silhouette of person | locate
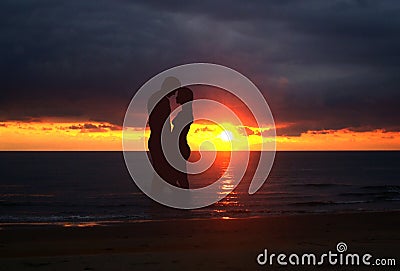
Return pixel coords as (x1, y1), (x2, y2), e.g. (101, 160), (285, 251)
(171, 87), (193, 189)
(147, 77), (180, 190)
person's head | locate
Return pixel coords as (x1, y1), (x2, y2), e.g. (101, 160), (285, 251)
(161, 76), (180, 99)
(161, 76), (181, 91)
(176, 87), (193, 105)
(166, 90), (176, 98)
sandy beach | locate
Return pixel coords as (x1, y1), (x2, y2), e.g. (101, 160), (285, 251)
(1, 211), (399, 270)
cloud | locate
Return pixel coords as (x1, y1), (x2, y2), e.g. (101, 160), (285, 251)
(67, 122), (121, 133)
(1, 0), (399, 135)
(194, 126), (214, 133)
(238, 126), (258, 136)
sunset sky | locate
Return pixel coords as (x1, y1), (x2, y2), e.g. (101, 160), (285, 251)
(1, 1), (400, 151)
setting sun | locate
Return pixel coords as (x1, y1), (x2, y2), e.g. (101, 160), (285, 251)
(219, 130), (233, 142)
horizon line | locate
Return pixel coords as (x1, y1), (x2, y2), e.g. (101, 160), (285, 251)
(1, 150), (399, 152)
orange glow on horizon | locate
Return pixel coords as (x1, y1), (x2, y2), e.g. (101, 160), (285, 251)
(0, 121), (123, 151)
(0, 120), (400, 151)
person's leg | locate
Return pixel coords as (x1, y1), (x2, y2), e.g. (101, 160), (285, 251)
(177, 167), (189, 189)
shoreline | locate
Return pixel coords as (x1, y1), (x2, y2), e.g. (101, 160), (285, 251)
(1, 211), (399, 270)
(1, 209), (399, 228)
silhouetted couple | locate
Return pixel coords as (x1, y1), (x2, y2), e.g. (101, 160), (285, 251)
(148, 78), (193, 190)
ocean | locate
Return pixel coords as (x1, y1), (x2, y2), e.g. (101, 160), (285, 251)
(1, 151), (399, 224)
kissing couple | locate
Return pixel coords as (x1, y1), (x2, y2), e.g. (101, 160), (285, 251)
(147, 77), (193, 191)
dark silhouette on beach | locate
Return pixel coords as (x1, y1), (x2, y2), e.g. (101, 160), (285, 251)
(147, 77), (178, 188)
(147, 78), (193, 190)
(171, 87), (193, 188)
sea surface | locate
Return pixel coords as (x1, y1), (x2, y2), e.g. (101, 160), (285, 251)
(1, 151), (399, 224)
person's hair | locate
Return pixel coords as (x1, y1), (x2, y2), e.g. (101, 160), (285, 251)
(177, 87), (193, 103)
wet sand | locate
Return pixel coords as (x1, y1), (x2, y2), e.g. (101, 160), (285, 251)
(1, 212), (399, 270)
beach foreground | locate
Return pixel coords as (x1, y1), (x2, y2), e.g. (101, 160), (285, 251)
(1, 212), (399, 270)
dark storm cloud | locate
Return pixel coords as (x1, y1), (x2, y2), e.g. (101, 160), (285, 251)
(1, 0), (399, 134)
(67, 122), (121, 133)
(194, 126), (214, 133)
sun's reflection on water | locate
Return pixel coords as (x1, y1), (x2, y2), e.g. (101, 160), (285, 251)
(189, 151), (249, 214)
